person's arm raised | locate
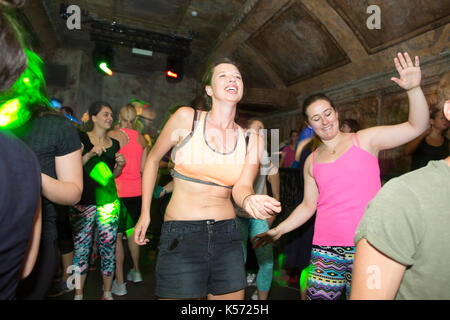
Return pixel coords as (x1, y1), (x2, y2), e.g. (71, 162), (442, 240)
(134, 106), (193, 245)
(359, 52), (429, 153)
(404, 127), (431, 156)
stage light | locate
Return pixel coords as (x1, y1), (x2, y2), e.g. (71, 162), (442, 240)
(166, 70), (178, 79)
(165, 56), (184, 83)
(99, 62), (113, 76)
(93, 44), (114, 76)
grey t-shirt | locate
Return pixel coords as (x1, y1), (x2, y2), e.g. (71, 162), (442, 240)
(354, 160), (450, 300)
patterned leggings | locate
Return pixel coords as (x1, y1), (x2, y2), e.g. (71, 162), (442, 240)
(71, 204), (119, 277)
(306, 245), (355, 300)
(236, 216), (273, 291)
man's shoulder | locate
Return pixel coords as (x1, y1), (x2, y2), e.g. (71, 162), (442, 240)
(374, 161), (447, 206)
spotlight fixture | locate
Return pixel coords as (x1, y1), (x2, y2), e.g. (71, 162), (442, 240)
(165, 56), (184, 83)
(93, 44), (114, 76)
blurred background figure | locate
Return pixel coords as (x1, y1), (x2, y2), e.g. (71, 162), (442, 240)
(280, 130), (299, 168)
(340, 119), (360, 133)
(405, 105), (449, 171)
(108, 104), (147, 296)
(235, 119), (278, 301)
(131, 99), (156, 147)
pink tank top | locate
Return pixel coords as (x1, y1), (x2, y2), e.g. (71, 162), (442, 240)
(115, 128), (144, 198)
(312, 134), (381, 246)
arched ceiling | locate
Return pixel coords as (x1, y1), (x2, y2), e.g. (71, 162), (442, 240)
(24, 0), (450, 117)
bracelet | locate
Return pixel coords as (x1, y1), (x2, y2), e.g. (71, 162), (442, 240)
(242, 193), (254, 208)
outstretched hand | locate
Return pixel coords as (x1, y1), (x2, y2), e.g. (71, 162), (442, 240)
(252, 228), (281, 248)
(391, 52), (421, 91)
(243, 194), (281, 220)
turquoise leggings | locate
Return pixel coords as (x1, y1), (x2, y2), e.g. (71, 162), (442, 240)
(235, 216), (273, 291)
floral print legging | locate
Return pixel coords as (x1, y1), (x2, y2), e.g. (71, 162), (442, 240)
(71, 204), (119, 277)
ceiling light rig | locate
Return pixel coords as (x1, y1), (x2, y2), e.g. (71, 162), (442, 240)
(93, 44), (114, 76)
(60, 4), (199, 81)
(89, 21), (195, 58)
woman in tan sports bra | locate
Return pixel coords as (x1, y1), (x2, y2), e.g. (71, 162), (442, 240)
(134, 58), (281, 300)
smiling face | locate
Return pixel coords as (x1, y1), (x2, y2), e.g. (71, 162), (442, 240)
(205, 63), (244, 105)
(431, 109), (450, 132)
(92, 106), (114, 130)
(248, 119), (265, 137)
(305, 99), (339, 141)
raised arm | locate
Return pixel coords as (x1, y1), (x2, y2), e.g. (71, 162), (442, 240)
(404, 127), (431, 155)
(358, 53), (429, 153)
(134, 107), (193, 245)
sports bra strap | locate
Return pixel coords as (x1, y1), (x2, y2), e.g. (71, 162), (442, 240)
(191, 108), (198, 132)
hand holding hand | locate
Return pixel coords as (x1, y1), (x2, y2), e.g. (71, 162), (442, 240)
(243, 194), (281, 220)
(391, 52), (421, 91)
(252, 228), (281, 248)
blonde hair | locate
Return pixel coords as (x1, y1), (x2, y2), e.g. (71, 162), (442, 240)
(119, 103), (137, 125)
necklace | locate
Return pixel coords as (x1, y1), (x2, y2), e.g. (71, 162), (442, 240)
(88, 132), (108, 147)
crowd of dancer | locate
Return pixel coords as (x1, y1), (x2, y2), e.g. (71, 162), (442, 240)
(1, 0), (449, 301)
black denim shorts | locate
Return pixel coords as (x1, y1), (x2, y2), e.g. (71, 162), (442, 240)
(155, 219), (246, 299)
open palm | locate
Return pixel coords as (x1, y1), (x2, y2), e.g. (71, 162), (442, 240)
(391, 52), (421, 91)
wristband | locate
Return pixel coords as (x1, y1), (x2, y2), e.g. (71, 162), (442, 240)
(242, 193), (254, 208)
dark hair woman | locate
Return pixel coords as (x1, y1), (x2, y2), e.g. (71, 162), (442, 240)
(253, 52), (430, 300)
(134, 58), (281, 300)
(71, 101), (125, 300)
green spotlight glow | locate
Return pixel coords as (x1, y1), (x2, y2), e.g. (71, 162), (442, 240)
(97, 199), (120, 224)
(125, 227), (134, 238)
(278, 253), (286, 269)
(99, 62), (113, 76)
(89, 162), (113, 187)
(300, 264), (313, 292)
(0, 99), (21, 126)
(0, 50), (50, 129)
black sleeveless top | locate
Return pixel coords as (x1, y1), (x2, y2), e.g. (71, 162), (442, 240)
(79, 131), (120, 205)
(411, 137), (449, 171)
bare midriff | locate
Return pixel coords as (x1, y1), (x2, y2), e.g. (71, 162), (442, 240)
(163, 177), (236, 221)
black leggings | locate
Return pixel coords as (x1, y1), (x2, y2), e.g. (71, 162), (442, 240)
(16, 240), (58, 300)
(55, 205), (74, 254)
